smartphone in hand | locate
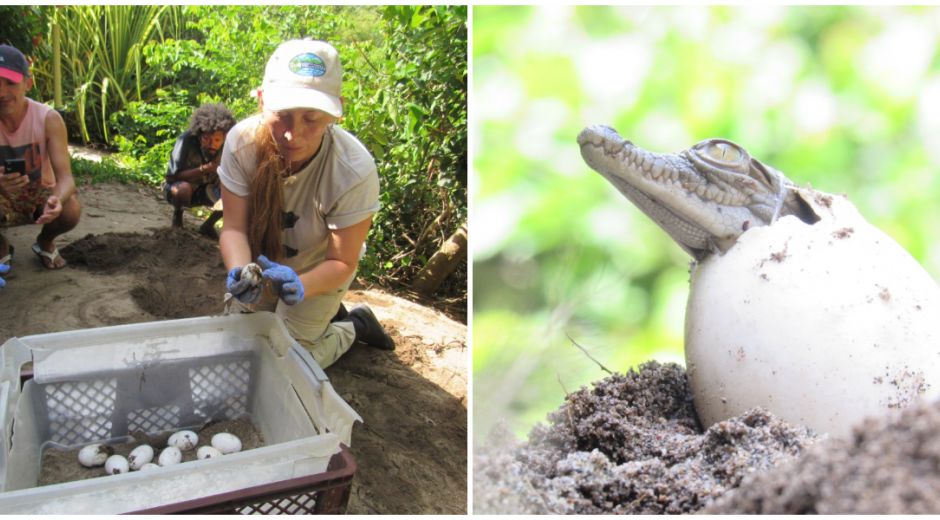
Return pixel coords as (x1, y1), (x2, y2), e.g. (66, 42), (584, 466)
(3, 158), (40, 182)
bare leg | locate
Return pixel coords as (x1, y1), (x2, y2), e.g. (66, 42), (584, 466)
(198, 209), (223, 239)
(0, 233), (10, 263)
(35, 195), (81, 269)
(168, 182), (193, 228)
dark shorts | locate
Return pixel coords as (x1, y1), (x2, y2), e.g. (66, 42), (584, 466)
(163, 181), (220, 208)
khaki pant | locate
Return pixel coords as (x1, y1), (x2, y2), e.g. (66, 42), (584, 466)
(255, 270), (357, 369)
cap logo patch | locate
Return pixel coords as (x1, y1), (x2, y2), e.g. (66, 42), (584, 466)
(288, 53), (326, 78)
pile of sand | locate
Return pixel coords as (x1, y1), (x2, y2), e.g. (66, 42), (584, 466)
(473, 362), (815, 514)
(474, 361), (940, 514)
(706, 397), (940, 514)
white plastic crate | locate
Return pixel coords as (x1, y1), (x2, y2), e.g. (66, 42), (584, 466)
(0, 312), (361, 514)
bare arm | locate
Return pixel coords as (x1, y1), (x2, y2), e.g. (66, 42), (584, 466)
(219, 184), (253, 269)
(297, 216), (373, 297)
(45, 110), (75, 203)
(35, 110), (76, 225)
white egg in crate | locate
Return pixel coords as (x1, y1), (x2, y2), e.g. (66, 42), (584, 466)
(158, 446), (182, 466)
(167, 430), (199, 451)
(128, 444), (154, 470)
(77, 443), (113, 468)
(104, 454), (129, 475)
(211, 433), (242, 454)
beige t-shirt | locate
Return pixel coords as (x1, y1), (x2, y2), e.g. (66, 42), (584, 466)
(218, 115), (380, 274)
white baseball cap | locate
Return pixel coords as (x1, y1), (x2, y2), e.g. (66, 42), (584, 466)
(258, 40), (343, 117)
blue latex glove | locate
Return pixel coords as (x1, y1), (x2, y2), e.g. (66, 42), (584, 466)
(0, 264), (8, 288)
(226, 265), (261, 304)
(257, 255), (305, 305)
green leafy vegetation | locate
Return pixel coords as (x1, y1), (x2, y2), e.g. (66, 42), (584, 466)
(473, 5), (940, 440)
(15, 6), (466, 299)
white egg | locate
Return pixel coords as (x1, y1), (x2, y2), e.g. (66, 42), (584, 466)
(686, 188), (940, 437)
(128, 444), (154, 470)
(77, 443), (113, 468)
(104, 454), (129, 475)
(211, 433), (242, 454)
(167, 430), (199, 451)
(158, 446), (182, 466)
(196, 445), (223, 459)
(139, 463), (160, 471)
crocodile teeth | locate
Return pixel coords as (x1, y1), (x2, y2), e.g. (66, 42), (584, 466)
(651, 159), (665, 178)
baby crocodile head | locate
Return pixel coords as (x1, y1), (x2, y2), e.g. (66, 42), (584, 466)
(578, 125), (818, 259)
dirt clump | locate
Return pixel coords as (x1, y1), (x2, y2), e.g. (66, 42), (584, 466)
(706, 397), (940, 514)
(473, 362), (816, 514)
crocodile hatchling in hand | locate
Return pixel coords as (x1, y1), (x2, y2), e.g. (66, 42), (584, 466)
(579, 125), (940, 437)
(241, 263), (262, 286)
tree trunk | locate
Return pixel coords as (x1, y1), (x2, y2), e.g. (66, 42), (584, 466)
(412, 223), (467, 296)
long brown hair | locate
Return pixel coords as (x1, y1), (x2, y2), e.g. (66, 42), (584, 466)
(248, 120), (286, 262)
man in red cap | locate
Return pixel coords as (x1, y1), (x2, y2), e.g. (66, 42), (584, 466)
(0, 44), (81, 285)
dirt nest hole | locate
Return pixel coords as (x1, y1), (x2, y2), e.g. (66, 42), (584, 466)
(61, 227), (225, 319)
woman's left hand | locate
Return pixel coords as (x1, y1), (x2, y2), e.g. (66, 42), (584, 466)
(257, 255), (305, 305)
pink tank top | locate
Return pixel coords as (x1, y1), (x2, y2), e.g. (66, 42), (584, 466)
(0, 98), (56, 188)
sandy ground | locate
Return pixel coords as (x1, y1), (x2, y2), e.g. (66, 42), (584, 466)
(0, 181), (467, 514)
(474, 361), (940, 514)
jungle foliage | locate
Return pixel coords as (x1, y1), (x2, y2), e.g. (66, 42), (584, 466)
(1, 6), (467, 299)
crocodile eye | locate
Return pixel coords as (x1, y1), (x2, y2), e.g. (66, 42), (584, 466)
(691, 139), (750, 173)
(706, 142), (742, 162)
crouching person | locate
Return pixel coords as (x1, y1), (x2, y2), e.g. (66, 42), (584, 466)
(0, 44), (80, 287)
(219, 40), (394, 367)
(164, 103), (236, 238)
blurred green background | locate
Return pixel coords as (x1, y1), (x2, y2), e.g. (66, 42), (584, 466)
(472, 5), (940, 443)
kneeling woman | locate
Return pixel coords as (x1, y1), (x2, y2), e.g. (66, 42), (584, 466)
(218, 39), (394, 367)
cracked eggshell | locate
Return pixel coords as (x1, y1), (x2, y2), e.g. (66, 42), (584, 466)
(128, 444), (154, 470)
(78, 443), (113, 468)
(211, 433), (242, 454)
(104, 454), (129, 475)
(167, 430), (198, 451)
(685, 190), (940, 438)
(158, 446), (182, 466)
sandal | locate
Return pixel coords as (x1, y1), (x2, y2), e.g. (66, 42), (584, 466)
(32, 242), (66, 270)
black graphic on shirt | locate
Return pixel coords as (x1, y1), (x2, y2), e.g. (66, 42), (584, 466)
(282, 211), (299, 229)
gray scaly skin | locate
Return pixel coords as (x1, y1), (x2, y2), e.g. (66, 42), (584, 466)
(578, 125), (819, 259)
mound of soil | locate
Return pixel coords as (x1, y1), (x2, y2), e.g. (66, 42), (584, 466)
(475, 361), (940, 514)
(706, 397), (940, 514)
(473, 362), (816, 514)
